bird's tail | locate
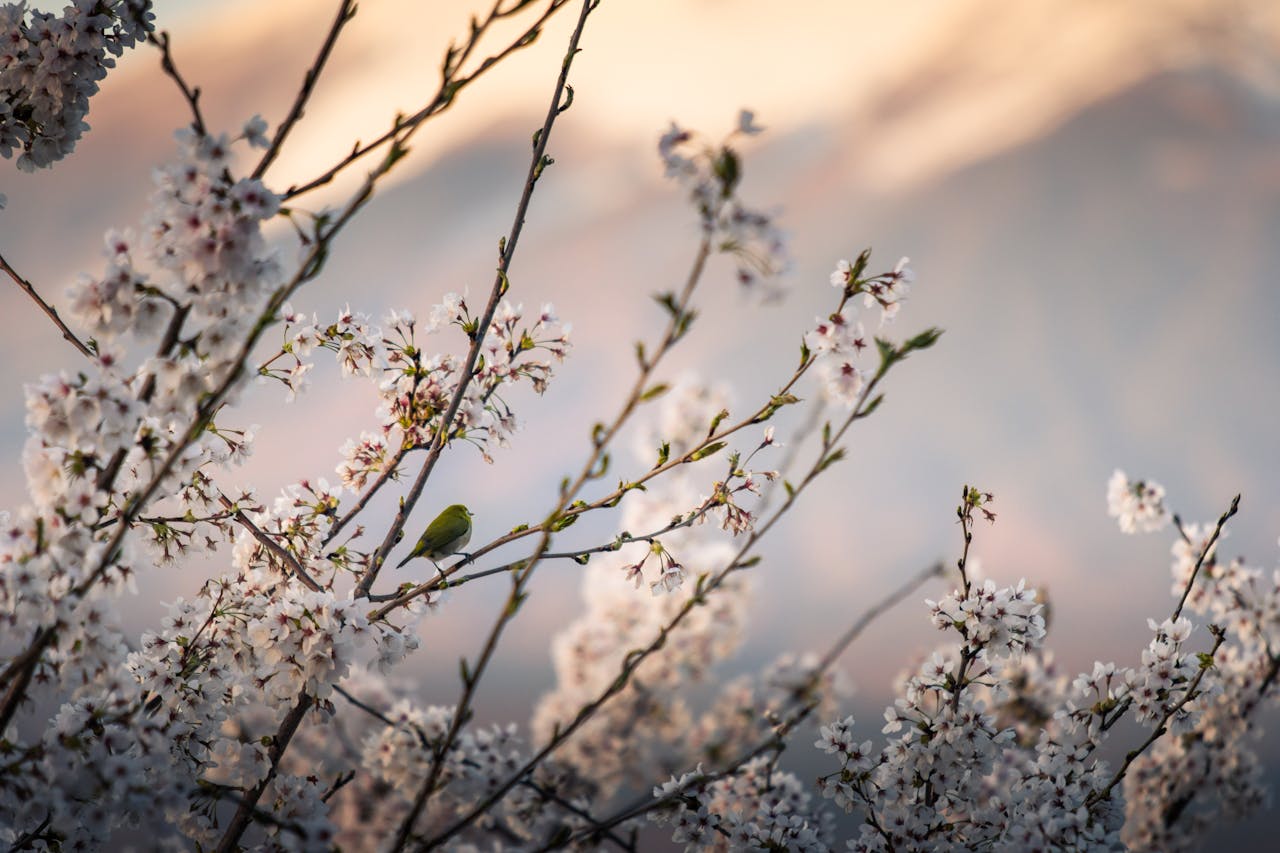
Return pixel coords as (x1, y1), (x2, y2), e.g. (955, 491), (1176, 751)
(395, 553), (413, 569)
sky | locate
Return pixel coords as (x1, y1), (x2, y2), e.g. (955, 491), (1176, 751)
(3, 0), (1280, 846)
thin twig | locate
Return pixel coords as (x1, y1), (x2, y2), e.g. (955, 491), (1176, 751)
(1172, 495), (1240, 622)
(368, 500), (723, 601)
(325, 445), (410, 546)
(253, 0), (358, 180)
(150, 31), (205, 135)
(422, 350), (898, 848)
(556, 560), (945, 848)
(283, 0), (572, 202)
(217, 494), (324, 592)
(0, 251), (93, 358)
(386, 3), (598, 846)
(353, 0), (582, 602)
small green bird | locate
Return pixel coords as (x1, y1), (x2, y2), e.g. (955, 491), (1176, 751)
(396, 504), (474, 569)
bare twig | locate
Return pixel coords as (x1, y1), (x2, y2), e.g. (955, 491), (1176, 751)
(150, 31), (206, 135)
(0, 251), (93, 358)
(253, 0), (358, 180)
(1172, 494), (1240, 622)
(283, 0), (572, 202)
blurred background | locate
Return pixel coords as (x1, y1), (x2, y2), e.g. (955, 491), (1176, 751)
(3, 0), (1279, 846)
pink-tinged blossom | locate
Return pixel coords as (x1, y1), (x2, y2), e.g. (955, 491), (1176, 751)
(660, 112), (791, 300)
(241, 114), (269, 149)
(0, 1), (154, 170)
(1107, 469), (1170, 534)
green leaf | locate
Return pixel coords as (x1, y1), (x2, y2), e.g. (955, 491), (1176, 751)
(714, 146), (741, 196)
(653, 292), (679, 317)
(708, 408), (729, 436)
(557, 84), (575, 114)
(771, 393), (800, 409)
(572, 553), (590, 565)
(817, 447), (846, 473)
(509, 522), (530, 534)
(550, 513), (579, 532)
(640, 383), (670, 402)
(759, 392), (801, 421)
(903, 327), (943, 353)
(875, 337), (897, 368)
(657, 441), (670, 467)
(689, 441), (727, 462)
(849, 248), (871, 284)
(588, 453), (610, 479)
(674, 308), (698, 341)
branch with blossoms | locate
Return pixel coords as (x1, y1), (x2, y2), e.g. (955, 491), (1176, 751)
(566, 559), (946, 848)
(2, 2), (1278, 852)
(417, 314), (940, 848)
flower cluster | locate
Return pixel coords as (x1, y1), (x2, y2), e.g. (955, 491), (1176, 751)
(0, 124), (323, 848)
(266, 304), (383, 401)
(693, 652), (841, 768)
(802, 481), (1280, 852)
(1118, 522), (1280, 850)
(531, 380), (755, 795)
(3, 122), (280, 683)
(324, 297), (569, 489)
(659, 110), (790, 299)
(0, 0), (153, 171)
(807, 253), (914, 406)
(926, 577), (1046, 659)
(67, 125), (281, 360)
(651, 757), (833, 851)
(359, 697), (592, 845)
(814, 580), (1131, 849)
(1107, 469), (1170, 534)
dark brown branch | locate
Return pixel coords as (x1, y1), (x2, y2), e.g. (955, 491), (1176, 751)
(283, 0), (572, 202)
(214, 696), (314, 853)
(150, 31), (206, 135)
(216, 494), (324, 592)
(0, 251), (93, 358)
(253, 0), (358, 180)
(1172, 494), (1240, 622)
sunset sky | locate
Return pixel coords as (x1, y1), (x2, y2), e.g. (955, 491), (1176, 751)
(3, 1), (1279, 844)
